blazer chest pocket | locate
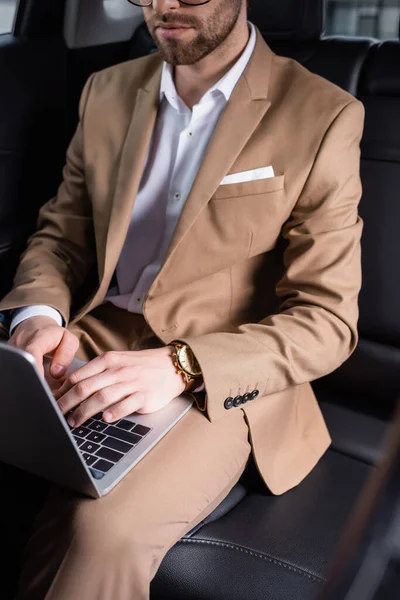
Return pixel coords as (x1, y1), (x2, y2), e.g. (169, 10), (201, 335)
(213, 174), (285, 200)
(208, 175), (290, 257)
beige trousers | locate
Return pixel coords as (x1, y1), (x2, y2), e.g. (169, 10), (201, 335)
(16, 304), (252, 600)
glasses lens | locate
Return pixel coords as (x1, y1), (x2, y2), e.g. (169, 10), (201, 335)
(128, 0), (207, 5)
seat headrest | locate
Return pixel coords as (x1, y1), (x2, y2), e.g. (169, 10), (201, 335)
(248, 0), (325, 42)
(360, 41), (400, 96)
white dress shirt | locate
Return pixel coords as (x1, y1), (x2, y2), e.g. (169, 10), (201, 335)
(10, 23), (256, 333)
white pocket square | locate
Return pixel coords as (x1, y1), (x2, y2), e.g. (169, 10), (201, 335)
(220, 166), (275, 186)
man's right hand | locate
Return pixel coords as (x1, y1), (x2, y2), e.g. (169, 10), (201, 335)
(8, 316), (79, 378)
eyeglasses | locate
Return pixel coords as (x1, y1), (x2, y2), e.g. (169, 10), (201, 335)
(127, 0), (211, 6)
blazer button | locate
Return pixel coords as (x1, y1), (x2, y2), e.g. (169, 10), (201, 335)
(250, 390), (259, 400)
(224, 397), (234, 410)
(243, 392), (251, 403)
(233, 395), (243, 407)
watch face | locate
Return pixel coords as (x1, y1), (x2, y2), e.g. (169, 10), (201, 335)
(178, 345), (202, 377)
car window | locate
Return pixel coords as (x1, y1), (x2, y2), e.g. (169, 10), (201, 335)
(326, 0), (400, 39)
(0, 0), (18, 35)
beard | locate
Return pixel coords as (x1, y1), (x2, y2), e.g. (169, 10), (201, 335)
(146, 1), (242, 66)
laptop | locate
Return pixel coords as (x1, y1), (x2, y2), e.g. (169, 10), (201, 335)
(0, 342), (194, 498)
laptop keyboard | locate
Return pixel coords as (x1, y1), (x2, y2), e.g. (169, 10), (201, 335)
(70, 413), (152, 480)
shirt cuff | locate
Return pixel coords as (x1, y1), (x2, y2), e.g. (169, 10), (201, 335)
(10, 306), (64, 335)
(193, 382), (205, 393)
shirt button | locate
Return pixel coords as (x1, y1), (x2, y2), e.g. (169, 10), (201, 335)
(174, 192), (181, 201)
(187, 130), (193, 138)
(136, 297), (141, 303)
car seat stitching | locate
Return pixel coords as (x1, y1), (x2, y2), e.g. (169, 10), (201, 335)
(179, 538), (326, 583)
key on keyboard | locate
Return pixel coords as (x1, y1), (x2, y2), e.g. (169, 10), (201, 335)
(96, 447), (124, 463)
(88, 421), (108, 432)
(87, 431), (106, 444)
(132, 424), (151, 436)
(73, 435), (85, 447)
(116, 419), (136, 431)
(103, 425), (142, 445)
(82, 453), (97, 466)
(102, 437), (133, 453)
(73, 426), (91, 438)
(92, 459), (113, 473)
(81, 441), (100, 454)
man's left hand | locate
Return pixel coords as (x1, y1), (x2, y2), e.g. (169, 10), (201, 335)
(54, 347), (185, 428)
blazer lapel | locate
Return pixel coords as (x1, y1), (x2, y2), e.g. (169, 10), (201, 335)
(161, 31), (274, 267)
(98, 63), (162, 289)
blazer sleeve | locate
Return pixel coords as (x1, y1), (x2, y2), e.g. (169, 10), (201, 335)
(0, 75), (97, 324)
(180, 100), (365, 422)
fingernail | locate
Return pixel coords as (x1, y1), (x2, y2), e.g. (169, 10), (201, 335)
(52, 365), (66, 377)
(68, 416), (75, 428)
(103, 411), (113, 422)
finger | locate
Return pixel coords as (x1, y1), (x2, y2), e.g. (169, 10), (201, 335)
(66, 383), (138, 428)
(24, 330), (64, 377)
(55, 351), (121, 398)
(56, 367), (135, 412)
(102, 392), (146, 424)
(54, 361), (105, 400)
(54, 364), (134, 408)
(26, 348), (45, 378)
(47, 374), (67, 395)
(50, 330), (80, 378)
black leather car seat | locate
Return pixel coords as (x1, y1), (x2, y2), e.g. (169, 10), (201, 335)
(250, 0), (374, 96)
(0, 36), (67, 299)
(321, 401), (400, 599)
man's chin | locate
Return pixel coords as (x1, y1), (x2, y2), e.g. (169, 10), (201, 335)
(158, 46), (208, 66)
(163, 56), (197, 66)
(153, 35), (203, 66)
(157, 48), (192, 66)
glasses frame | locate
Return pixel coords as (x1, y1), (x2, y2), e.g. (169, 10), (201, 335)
(127, 0), (212, 7)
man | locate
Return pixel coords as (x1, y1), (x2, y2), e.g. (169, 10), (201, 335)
(0, 0), (364, 598)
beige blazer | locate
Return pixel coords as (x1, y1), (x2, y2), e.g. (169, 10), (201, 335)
(0, 29), (364, 495)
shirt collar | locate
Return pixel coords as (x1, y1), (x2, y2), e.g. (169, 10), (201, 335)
(160, 22), (257, 110)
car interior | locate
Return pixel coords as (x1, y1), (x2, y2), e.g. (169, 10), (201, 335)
(1, 0), (400, 597)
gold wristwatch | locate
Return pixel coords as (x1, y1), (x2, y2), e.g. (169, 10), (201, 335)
(170, 341), (203, 392)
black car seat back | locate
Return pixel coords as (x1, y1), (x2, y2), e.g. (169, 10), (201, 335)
(314, 32), (400, 464)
